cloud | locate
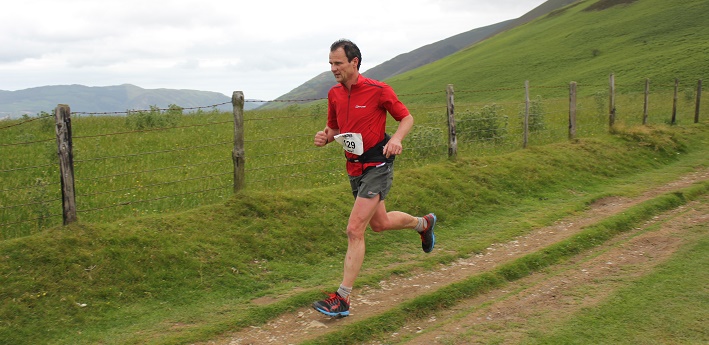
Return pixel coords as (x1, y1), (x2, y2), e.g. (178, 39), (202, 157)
(0, 0), (546, 99)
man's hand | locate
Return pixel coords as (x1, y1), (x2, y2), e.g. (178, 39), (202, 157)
(383, 137), (403, 158)
(314, 130), (328, 147)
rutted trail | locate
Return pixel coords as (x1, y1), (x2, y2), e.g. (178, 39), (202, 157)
(202, 168), (709, 345)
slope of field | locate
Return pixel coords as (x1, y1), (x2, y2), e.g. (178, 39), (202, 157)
(388, 0), (709, 103)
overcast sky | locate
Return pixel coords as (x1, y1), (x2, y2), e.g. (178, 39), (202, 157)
(1, 0), (546, 100)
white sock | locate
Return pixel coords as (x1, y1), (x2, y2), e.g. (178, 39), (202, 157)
(337, 285), (352, 299)
(414, 216), (428, 233)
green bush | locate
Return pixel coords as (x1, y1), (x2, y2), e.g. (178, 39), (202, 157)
(125, 104), (182, 130)
(407, 126), (444, 159)
(525, 95), (546, 132)
(456, 104), (508, 143)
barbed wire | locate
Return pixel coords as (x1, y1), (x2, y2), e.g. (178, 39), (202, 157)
(77, 171), (231, 198)
(76, 184), (231, 214)
(76, 159), (229, 182)
(73, 120), (233, 140)
(246, 157), (340, 172)
(0, 114), (53, 131)
(1, 180), (60, 193)
(0, 162), (56, 174)
(75, 141), (231, 164)
(249, 167), (343, 184)
(0, 197), (62, 211)
(3, 78), (704, 240)
(0, 212), (62, 229)
(70, 101), (232, 116)
(245, 113), (321, 122)
(0, 137), (55, 147)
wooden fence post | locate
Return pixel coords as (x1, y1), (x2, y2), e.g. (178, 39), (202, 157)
(609, 73), (616, 129)
(569, 81), (577, 140)
(522, 80), (529, 149)
(54, 104), (77, 225)
(695, 79), (702, 124)
(671, 78), (679, 125)
(232, 91), (245, 193)
(643, 78), (650, 125)
(446, 84), (457, 159)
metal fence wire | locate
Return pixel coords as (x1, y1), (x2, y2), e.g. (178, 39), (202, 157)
(1, 77), (705, 240)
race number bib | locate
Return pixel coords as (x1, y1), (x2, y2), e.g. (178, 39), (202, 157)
(334, 133), (364, 155)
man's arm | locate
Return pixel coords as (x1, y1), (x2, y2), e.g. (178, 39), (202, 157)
(383, 114), (413, 158)
(314, 126), (341, 147)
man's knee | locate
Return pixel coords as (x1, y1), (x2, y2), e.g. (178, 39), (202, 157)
(346, 223), (366, 239)
(369, 221), (386, 233)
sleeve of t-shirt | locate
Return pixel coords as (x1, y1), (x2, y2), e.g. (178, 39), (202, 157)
(326, 92), (339, 130)
(380, 85), (410, 121)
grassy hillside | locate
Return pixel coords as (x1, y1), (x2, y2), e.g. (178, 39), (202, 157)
(2, 0), (709, 343)
(389, 0), (709, 104)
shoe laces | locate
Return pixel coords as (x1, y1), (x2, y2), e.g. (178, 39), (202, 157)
(322, 291), (348, 305)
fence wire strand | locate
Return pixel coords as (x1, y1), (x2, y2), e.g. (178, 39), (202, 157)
(3, 77), (706, 240)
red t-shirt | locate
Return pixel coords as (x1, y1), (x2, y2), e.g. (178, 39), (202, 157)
(327, 75), (410, 176)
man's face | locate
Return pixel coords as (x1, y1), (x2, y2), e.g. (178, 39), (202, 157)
(329, 47), (358, 85)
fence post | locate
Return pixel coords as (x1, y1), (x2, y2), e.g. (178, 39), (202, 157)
(695, 79), (702, 124)
(232, 91), (245, 193)
(446, 84), (457, 159)
(54, 104), (77, 225)
(569, 81), (577, 140)
(643, 78), (650, 125)
(609, 73), (616, 129)
(672, 78), (679, 125)
(522, 80), (529, 149)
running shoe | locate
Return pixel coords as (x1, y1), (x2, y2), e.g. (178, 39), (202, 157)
(420, 213), (436, 253)
(312, 292), (350, 317)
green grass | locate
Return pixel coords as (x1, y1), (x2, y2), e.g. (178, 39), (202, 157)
(1, 122), (708, 344)
(524, 218), (709, 344)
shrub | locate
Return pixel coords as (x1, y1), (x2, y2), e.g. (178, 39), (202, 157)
(456, 104), (508, 143)
(125, 105), (181, 130)
(407, 126), (444, 159)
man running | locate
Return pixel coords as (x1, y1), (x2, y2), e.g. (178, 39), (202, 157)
(312, 39), (436, 317)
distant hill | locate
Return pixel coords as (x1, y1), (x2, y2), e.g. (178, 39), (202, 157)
(261, 0), (579, 109)
(0, 84), (262, 119)
(383, 0), (709, 102)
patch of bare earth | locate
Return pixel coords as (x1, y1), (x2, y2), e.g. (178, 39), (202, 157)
(201, 168), (709, 345)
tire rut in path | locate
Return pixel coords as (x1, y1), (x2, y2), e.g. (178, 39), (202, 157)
(202, 168), (709, 345)
(391, 198), (709, 344)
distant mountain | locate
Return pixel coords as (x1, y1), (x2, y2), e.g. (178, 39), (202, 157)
(362, 20), (513, 82)
(261, 0), (579, 109)
(0, 84), (261, 119)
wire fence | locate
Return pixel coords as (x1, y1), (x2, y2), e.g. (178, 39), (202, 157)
(1, 76), (705, 240)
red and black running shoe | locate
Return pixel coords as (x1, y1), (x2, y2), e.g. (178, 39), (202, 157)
(420, 213), (436, 253)
(312, 292), (350, 317)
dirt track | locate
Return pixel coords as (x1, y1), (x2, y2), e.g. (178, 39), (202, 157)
(202, 168), (709, 345)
